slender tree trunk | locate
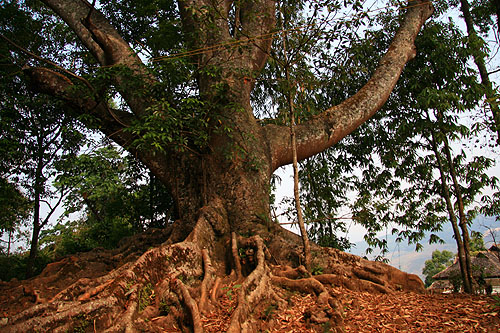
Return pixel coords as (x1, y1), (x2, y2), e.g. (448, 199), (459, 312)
(459, 0), (500, 143)
(26, 133), (47, 277)
(149, 171), (156, 227)
(7, 229), (12, 256)
(442, 133), (474, 292)
(288, 90), (312, 271)
(428, 129), (472, 293)
(282, 25), (311, 271)
(26, 168), (43, 278)
(493, 0), (500, 35)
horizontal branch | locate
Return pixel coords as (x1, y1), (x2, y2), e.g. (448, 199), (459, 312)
(23, 67), (136, 147)
(267, 0), (434, 172)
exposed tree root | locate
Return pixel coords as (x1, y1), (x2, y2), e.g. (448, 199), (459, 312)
(227, 235), (273, 332)
(199, 249), (216, 314)
(0, 202), (426, 332)
(271, 275), (342, 329)
(272, 265), (310, 279)
(172, 278), (203, 333)
(210, 276), (221, 304)
(231, 232), (243, 280)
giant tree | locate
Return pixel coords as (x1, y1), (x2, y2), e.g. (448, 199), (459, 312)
(0, 0), (433, 331)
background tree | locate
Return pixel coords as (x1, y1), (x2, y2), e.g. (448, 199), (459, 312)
(42, 144), (175, 256)
(422, 249), (454, 287)
(0, 178), (30, 256)
(294, 3), (498, 292)
(455, 0), (500, 142)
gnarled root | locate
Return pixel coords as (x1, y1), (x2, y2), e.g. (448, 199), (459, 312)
(172, 278), (203, 333)
(199, 249), (216, 314)
(227, 235), (276, 332)
(231, 232), (243, 280)
(270, 275), (343, 331)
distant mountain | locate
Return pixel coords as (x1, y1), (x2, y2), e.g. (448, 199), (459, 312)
(347, 216), (499, 279)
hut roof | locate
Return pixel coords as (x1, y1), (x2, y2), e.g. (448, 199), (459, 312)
(432, 250), (500, 280)
(428, 279), (452, 291)
(489, 244), (500, 252)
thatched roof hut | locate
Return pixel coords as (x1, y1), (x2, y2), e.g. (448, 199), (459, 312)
(429, 245), (500, 293)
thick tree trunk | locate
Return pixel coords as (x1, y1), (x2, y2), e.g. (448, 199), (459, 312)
(26, 223), (40, 278)
(22, 1), (433, 237)
(495, 0), (500, 34)
(2, 2), (435, 330)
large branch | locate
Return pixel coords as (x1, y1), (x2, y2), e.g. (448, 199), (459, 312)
(177, 0), (232, 57)
(238, 0), (276, 73)
(41, 0), (153, 117)
(178, 0), (275, 87)
(24, 67), (135, 148)
(266, 0), (434, 172)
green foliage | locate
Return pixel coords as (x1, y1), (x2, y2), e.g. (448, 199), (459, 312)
(0, 178), (30, 240)
(158, 298), (171, 316)
(126, 97), (212, 153)
(422, 250), (455, 287)
(40, 145), (175, 254)
(262, 304), (277, 320)
(0, 249), (52, 281)
(311, 264), (324, 276)
(138, 283), (154, 311)
(39, 220), (93, 259)
(222, 284), (241, 301)
(480, 191), (500, 220)
(72, 314), (90, 333)
(470, 230), (486, 253)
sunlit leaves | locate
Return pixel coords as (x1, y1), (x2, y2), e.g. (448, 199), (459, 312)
(127, 96), (210, 153)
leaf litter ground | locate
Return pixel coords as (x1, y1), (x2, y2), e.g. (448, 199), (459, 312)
(199, 285), (500, 332)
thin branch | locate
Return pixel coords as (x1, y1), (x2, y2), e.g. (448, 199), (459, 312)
(40, 186), (71, 228)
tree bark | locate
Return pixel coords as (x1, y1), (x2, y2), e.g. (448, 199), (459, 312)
(458, 0), (500, 143)
(495, 0), (500, 35)
(441, 132), (474, 291)
(427, 127), (472, 293)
